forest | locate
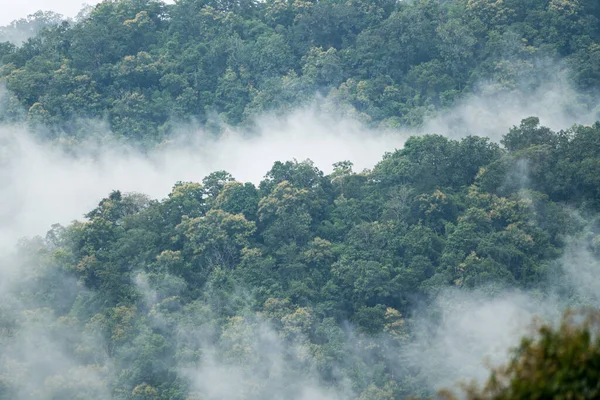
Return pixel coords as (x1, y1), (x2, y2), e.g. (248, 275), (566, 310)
(0, 0), (600, 142)
(1, 0), (600, 399)
(1, 119), (600, 398)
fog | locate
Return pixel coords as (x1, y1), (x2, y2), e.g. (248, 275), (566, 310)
(0, 51), (600, 398)
(0, 112), (404, 248)
(423, 65), (600, 141)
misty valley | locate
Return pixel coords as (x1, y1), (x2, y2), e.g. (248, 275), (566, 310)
(2, 0), (600, 399)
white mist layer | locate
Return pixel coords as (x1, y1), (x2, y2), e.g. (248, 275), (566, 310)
(0, 116), (404, 248)
(424, 69), (600, 141)
(0, 60), (598, 247)
(411, 290), (560, 391)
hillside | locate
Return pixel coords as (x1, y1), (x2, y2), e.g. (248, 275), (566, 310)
(2, 1), (600, 399)
(1, 119), (600, 398)
(1, 0), (600, 141)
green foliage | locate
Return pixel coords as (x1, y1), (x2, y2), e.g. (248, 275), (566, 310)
(1, 0), (600, 140)
(3, 118), (599, 398)
(2, 0), (600, 396)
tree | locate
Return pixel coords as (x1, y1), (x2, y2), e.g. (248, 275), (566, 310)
(202, 170), (235, 204)
(258, 181), (312, 247)
(214, 181), (260, 221)
(501, 117), (557, 152)
(177, 209), (256, 270)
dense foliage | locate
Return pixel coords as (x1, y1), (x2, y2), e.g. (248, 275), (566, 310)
(2, 118), (600, 399)
(1, 0), (600, 141)
(2, 0), (600, 398)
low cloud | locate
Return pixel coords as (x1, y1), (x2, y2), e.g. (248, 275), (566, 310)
(0, 113), (405, 248)
(424, 66), (600, 141)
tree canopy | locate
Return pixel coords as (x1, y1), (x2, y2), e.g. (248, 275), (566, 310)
(0, 0), (599, 142)
(2, 0), (600, 398)
(2, 119), (600, 398)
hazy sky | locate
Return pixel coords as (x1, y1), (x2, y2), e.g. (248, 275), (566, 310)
(0, 0), (92, 25)
(0, 0), (177, 26)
